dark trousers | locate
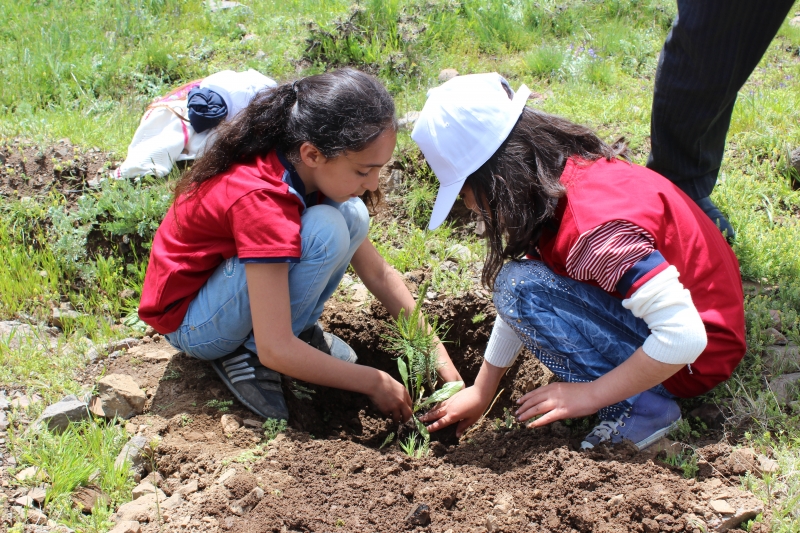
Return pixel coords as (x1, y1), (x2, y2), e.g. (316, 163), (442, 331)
(647, 0), (796, 201)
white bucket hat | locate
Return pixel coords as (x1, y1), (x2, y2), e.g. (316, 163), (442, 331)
(411, 72), (531, 230)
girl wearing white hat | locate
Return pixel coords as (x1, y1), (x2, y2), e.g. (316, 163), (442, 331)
(414, 73), (745, 450)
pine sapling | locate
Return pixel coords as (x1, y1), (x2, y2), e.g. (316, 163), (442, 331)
(383, 282), (464, 456)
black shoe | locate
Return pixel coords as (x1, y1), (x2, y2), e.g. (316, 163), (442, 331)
(695, 197), (735, 243)
(299, 322), (357, 363)
(211, 350), (288, 420)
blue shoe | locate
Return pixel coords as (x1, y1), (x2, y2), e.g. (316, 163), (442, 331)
(581, 391), (682, 451)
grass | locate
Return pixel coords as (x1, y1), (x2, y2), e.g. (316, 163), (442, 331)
(7, 419), (134, 532)
(0, 0), (798, 530)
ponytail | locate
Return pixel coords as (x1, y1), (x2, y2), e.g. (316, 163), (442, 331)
(173, 68), (397, 204)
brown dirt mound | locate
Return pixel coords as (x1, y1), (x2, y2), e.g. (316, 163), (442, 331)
(81, 294), (762, 532)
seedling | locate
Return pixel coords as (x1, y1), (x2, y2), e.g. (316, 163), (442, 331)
(205, 399), (233, 413)
(263, 418), (287, 441)
(383, 282), (464, 456)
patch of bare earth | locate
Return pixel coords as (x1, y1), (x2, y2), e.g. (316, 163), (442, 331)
(69, 294), (762, 533)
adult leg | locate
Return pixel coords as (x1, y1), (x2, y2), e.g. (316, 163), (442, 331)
(647, 0), (795, 237)
(493, 260), (681, 449)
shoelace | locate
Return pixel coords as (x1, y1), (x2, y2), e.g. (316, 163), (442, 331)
(586, 411), (631, 442)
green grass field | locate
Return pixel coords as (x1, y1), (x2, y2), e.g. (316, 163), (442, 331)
(1, 0), (799, 531)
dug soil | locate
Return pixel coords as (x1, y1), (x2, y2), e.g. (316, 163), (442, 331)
(86, 293), (762, 533)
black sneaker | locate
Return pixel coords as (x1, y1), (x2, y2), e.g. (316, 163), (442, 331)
(211, 349), (288, 420)
(695, 197), (735, 243)
(299, 322), (357, 363)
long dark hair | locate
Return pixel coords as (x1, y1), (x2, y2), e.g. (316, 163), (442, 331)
(466, 107), (627, 288)
(173, 68), (396, 210)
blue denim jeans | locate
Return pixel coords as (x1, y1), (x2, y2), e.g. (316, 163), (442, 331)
(164, 198), (370, 361)
(493, 260), (673, 419)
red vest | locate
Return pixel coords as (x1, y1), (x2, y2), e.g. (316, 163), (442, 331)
(538, 158), (746, 398)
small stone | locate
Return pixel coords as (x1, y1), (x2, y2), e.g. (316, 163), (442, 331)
(132, 481), (164, 500)
(221, 414), (241, 434)
(764, 343), (800, 373)
(385, 169), (404, 194)
(144, 349), (174, 362)
(113, 492), (167, 522)
(709, 499), (736, 514)
(176, 479), (199, 496)
(727, 447), (757, 475)
(608, 494), (624, 506)
(762, 327), (788, 345)
(405, 503), (431, 526)
(768, 372), (800, 404)
(15, 495), (36, 508)
(144, 326), (157, 337)
(438, 68), (459, 82)
(446, 243), (473, 262)
(107, 338), (141, 352)
(15, 466), (47, 482)
(757, 454), (779, 474)
(71, 485), (109, 513)
(96, 374), (147, 419)
(485, 514), (498, 533)
(717, 506), (763, 532)
(242, 418), (262, 428)
(51, 308), (83, 328)
(28, 486), (47, 504)
(350, 283), (369, 304)
(115, 435), (159, 474)
(108, 521), (142, 533)
(216, 468), (237, 485)
(384, 493), (396, 506)
(34, 398), (90, 432)
(768, 309), (783, 330)
(11, 395), (31, 409)
(13, 505), (48, 524)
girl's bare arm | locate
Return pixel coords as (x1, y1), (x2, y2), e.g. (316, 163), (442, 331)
(246, 262), (412, 422)
(349, 239), (462, 383)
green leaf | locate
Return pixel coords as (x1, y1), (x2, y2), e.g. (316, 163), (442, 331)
(414, 416), (429, 439)
(419, 381), (464, 408)
(397, 358), (409, 392)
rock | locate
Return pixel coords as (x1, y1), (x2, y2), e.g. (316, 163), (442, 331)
(0, 392), (9, 410)
(112, 492), (167, 522)
(0, 321), (55, 350)
(398, 111), (420, 129)
(51, 308), (83, 328)
(757, 454), (779, 474)
(15, 466), (47, 482)
(108, 521), (142, 533)
(132, 481), (165, 500)
(768, 372), (800, 404)
(405, 503), (431, 526)
(236, 486), (265, 513)
(709, 499), (736, 514)
(485, 514), (499, 533)
(764, 343), (800, 373)
(350, 283), (369, 304)
(71, 485), (109, 513)
(791, 17), (800, 29)
(0, 410), (8, 431)
(96, 374), (147, 419)
(791, 146), (800, 172)
(34, 397), (90, 432)
(446, 243), (473, 262)
(107, 338), (141, 352)
(608, 494), (624, 506)
(384, 493), (396, 506)
(688, 402), (726, 429)
(221, 414), (242, 434)
(144, 349), (174, 362)
(762, 327), (788, 345)
(385, 169), (404, 194)
(28, 486), (47, 504)
(176, 479), (199, 496)
(13, 505), (48, 524)
(242, 418), (262, 428)
(717, 506), (764, 532)
(727, 447), (757, 475)
(115, 435), (158, 474)
(14, 495), (36, 508)
(216, 468), (237, 485)
(438, 68), (459, 82)
(768, 309), (783, 330)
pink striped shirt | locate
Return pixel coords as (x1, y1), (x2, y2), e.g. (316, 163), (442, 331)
(565, 220), (655, 292)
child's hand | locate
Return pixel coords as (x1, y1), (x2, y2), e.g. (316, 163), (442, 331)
(368, 371), (413, 423)
(420, 386), (490, 437)
(515, 382), (601, 427)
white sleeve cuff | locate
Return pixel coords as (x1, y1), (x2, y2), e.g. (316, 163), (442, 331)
(484, 317), (525, 368)
(622, 266), (707, 365)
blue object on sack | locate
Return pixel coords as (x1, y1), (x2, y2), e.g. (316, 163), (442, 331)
(187, 88), (228, 133)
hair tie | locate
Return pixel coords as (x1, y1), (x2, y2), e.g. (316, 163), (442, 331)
(292, 79), (301, 93)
